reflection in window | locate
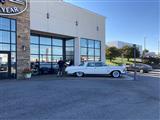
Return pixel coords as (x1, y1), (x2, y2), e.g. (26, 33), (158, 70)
(53, 47), (63, 55)
(66, 39), (74, 47)
(95, 41), (101, 49)
(88, 48), (94, 56)
(0, 31), (10, 43)
(31, 45), (39, 54)
(81, 48), (87, 55)
(88, 40), (94, 48)
(0, 44), (10, 51)
(0, 17), (10, 30)
(95, 57), (101, 61)
(11, 45), (16, 51)
(80, 39), (101, 62)
(66, 47), (74, 56)
(81, 55), (87, 61)
(80, 39), (87, 47)
(88, 56), (94, 61)
(40, 37), (51, 45)
(0, 17), (17, 79)
(11, 32), (16, 44)
(95, 49), (100, 56)
(40, 55), (51, 63)
(52, 39), (63, 46)
(11, 20), (16, 31)
(52, 56), (63, 63)
(40, 45), (51, 55)
(31, 35), (39, 44)
(30, 35), (75, 75)
(11, 52), (16, 77)
(31, 55), (39, 62)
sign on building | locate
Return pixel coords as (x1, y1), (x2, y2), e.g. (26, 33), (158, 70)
(0, 0), (27, 15)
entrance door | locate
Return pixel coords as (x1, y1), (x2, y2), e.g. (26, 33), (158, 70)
(0, 52), (11, 79)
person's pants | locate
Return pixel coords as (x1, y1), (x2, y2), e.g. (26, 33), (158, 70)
(57, 68), (63, 76)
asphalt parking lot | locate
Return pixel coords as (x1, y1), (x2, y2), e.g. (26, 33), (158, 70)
(0, 71), (159, 120)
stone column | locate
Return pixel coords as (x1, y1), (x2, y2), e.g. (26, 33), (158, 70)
(16, 3), (30, 79)
(74, 37), (81, 66)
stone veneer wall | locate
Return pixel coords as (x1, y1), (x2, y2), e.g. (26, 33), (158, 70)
(0, 2), (30, 79)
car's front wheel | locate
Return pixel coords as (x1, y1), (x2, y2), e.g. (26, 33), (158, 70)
(112, 71), (120, 78)
(75, 72), (84, 77)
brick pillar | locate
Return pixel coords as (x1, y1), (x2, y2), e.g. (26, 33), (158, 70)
(16, 2), (30, 79)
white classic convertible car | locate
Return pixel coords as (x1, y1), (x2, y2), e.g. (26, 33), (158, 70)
(65, 61), (126, 78)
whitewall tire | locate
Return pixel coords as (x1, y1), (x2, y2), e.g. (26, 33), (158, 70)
(76, 72), (84, 77)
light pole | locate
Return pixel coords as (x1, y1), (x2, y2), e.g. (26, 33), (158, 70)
(133, 44), (137, 80)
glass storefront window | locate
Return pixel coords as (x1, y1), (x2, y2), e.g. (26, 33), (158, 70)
(11, 45), (16, 51)
(40, 63), (51, 69)
(40, 37), (51, 45)
(95, 41), (101, 49)
(11, 32), (16, 44)
(52, 39), (63, 46)
(0, 17), (10, 31)
(11, 20), (16, 31)
(95, 49), (100, 56)
(0, 44), (10, 51)
(80, 39), (87, 47)
(88, 48), (94, 56)
(31, 55), (39, 62)
(31, 45), (39, 54)
(66, 47), (74, 56)
(30, 35), (75, 75)
(81, 55), (87, 61)
(88, 56), (94, 61)
(11, 52), (16, 77)
(0, 17), (17, 79)
(52, 56), (63, 63)
(95, 57), (101, 61)
(31, 35), (39, 44)
(80, 39), (101, 62)
(53, 47), (63, 55)
(40, 45), (51, 55)
(0, 31), (10, 43)
(40, 55), (51, 63)
(88, 40), (94, 48)
(66, 39), (74, 47)
(81, 48), (87, 55)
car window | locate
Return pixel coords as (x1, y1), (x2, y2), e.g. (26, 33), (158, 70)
(79, 63), (84, 66)
(87, 62), (95, 67)
(95, 62), (103, 67)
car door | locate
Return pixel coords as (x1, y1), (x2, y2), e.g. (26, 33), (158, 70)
(94, 62), (108, 74)
(85, 62), (95, 74)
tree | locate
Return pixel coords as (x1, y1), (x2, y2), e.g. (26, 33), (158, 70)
(121, 45), (140, 61)
(142, 49), (149, 58)
(106, 47), (120, 62)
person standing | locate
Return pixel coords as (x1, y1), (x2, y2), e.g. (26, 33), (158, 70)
(57, 58), (65, 77)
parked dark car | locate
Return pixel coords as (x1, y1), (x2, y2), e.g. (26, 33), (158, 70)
(127, 63), (153, 73)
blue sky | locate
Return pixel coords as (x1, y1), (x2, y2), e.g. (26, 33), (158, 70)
(65, 0), (159, 53)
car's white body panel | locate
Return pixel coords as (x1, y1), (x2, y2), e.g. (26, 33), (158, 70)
(65, 62), (126, 75)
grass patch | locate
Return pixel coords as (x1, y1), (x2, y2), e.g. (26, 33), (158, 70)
(106, 57), (142, 66)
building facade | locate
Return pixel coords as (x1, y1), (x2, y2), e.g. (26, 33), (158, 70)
(0, 0), (105, 79)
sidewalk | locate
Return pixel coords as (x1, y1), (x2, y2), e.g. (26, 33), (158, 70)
(29, 74), (134, 81)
